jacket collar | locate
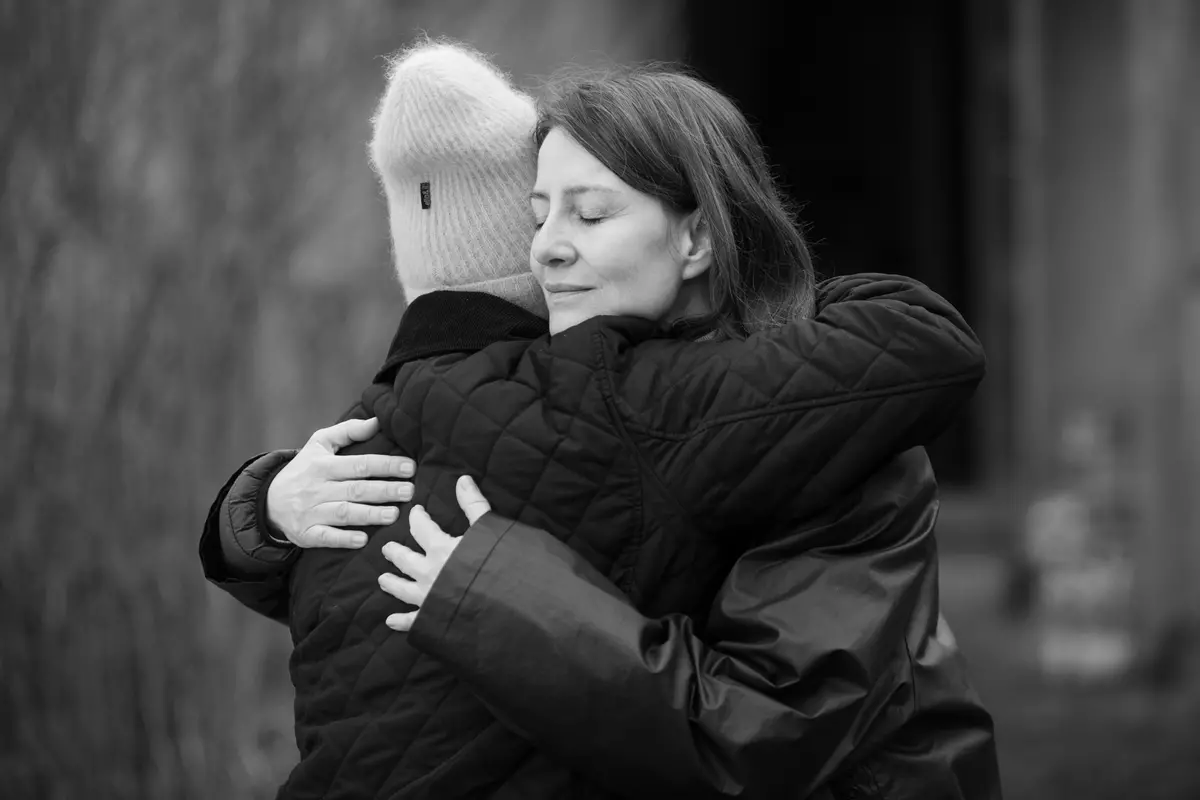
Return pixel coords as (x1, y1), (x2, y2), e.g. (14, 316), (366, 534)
(374, 290), (548, 384)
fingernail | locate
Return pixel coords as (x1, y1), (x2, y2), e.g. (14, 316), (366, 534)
(384, 507), (399, 521)
(350, 534), (367, 547)
(396, 484), (413, 501)
(398, 460), (415, 478)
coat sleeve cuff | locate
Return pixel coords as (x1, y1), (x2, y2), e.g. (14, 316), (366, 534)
(200, 453), (268, 584)
(218, 450), (300, 576)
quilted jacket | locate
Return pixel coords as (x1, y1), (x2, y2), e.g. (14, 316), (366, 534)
(200, 275), (992, 798)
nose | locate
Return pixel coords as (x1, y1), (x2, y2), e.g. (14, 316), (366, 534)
(531, 219), (577, 271)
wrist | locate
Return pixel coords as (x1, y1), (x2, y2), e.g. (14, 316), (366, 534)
(257, 450), (298, 549)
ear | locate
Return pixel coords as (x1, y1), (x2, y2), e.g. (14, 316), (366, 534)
(678, 210), (713, 281)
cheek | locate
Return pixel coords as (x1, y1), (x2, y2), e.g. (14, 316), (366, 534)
(617, 235), (682, 315)
(628, 265), (680, 317)
(581, 220), (683, 319)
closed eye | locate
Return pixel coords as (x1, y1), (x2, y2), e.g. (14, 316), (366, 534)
(531, 212), (605, 230)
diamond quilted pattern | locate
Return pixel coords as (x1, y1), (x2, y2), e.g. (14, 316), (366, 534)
(283, 274), (986, 798)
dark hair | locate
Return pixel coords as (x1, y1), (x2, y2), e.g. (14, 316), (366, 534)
(535, 64), (815, 339)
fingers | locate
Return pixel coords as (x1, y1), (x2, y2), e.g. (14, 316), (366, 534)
(378, 572), (423, 605)
(267, 424), (415, 548)
(310, 417), (380, 453)
(332, 479), (414, 505)
(408, 505), (451, 552)
(312, 501), (400, 528)
(386, 612), (417, 632)
(381, 541), (428, 582)
(295, 524), (368, 549)
(327, 454), (415, 481)
(455, 475), (492, 526)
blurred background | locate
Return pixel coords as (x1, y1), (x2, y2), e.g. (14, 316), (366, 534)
(2, 0), (1198, 797)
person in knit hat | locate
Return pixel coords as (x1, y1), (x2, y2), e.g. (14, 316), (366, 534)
(203, 40), (549, 572)
(369, 40), (546, 316)
(198, 41), (996, 799)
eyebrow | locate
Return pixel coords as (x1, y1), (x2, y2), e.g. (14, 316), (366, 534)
(528, 185), (621, 202)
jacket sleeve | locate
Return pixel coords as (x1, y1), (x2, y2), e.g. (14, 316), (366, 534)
(199, 451), (298, 623)
(198, 401), (371, 623)
(610, 273), (987, 530)
(406, 449), (970, 799)
(621, 274), (984, 427)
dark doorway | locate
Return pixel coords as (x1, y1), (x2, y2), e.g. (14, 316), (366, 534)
(686, 0), (977, 485)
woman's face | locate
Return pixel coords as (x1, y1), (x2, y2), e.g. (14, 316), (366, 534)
(529, 129), (710, 335)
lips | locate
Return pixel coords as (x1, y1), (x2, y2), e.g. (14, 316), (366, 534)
(543, 284), (594, 304)
(543, 283), (593, 294)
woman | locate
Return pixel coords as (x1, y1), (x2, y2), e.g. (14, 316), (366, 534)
(202, 49), (1000, 800)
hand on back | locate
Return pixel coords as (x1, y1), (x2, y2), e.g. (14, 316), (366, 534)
(266, 417), (415, 548)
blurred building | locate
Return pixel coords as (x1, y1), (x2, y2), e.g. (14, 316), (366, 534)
(693, 0), (1200, 670)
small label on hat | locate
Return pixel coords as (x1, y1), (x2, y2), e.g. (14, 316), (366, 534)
(420, 181), (431, 210)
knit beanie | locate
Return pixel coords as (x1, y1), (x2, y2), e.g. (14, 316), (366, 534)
(370, 41), (547, 318)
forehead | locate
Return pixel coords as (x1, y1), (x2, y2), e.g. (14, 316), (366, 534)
(534, 129), (622, 191)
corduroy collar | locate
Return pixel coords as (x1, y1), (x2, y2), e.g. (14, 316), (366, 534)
(373, 290), (548, 385)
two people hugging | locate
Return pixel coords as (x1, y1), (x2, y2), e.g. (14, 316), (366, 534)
(201, 40), (1002, 800)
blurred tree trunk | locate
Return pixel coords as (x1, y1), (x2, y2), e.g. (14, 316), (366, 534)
(0, 2), (324, 796)
(0, 2), (680, 796)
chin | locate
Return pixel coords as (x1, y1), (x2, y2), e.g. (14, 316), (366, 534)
(548, 312), (576, 336)
(548, 309), (592, 336)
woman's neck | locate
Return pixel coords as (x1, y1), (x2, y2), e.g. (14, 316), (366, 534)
(660, 278), (721, 340)
(663, 275), (712, 326)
